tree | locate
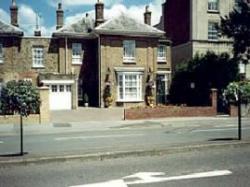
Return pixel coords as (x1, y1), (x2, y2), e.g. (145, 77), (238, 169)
(220, 1), (250, 62)
(169, 52), (239, 106)
(0, 80), (40, 155)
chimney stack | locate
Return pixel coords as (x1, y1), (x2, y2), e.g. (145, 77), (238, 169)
(34, 30), (41, 37)
(10, 0), (18, 27)
(144, 5), (151, 25)
(56, 3), (64, 30)
(95, 0), (104, 27)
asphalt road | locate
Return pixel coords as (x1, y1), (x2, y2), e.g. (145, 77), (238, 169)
(0, 145), (250, 187)
(0, 118), (250, 157)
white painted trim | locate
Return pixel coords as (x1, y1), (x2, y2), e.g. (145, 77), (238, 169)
(114, 67), (144, 72)
(157, 71), (171, 74)
(41, 80), (74, 84)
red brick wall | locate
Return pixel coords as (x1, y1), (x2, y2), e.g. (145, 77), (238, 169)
(124, 89), (218, 120)
(163, 0), (191, 46)
(124, 106), (216, 120)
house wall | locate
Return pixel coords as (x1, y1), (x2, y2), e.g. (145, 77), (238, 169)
(191, 0), (235, 41)
(0, 37), (58, 84)
(100, 35), (170, 107)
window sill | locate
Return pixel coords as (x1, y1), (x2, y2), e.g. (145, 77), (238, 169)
(157, 59), (167, 64)
(72, 62), (82, 65)
(207, 10), (219, 14)
(32, 65), (45, 69)
(123, 57), (136, 64)
(116, 100), (144, 103)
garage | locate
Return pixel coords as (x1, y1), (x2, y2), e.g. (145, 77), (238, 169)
(42, 80), (74, 110)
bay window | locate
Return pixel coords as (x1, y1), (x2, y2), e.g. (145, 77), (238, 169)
(117, 72), (142, 102)
(123, 40), (135, 63)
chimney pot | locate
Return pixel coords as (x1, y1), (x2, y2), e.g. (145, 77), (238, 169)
(10, 0), (18, 27)
(144, 5), (151, 25)
(56, 3), (64, 30)
(95, 0), (104, 27)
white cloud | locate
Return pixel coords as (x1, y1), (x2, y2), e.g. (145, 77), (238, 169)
(64, 0), (162, 26)
(0, 9), (10, 23)
(18, 4), (54, 36)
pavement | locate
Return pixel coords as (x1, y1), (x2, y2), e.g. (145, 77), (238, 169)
(0, 107), (250, 165)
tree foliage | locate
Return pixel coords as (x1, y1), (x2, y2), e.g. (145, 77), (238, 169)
(220, 1), (250, 61)
(0, 80), (40, 116)
(169, 52), (239, 106)
(224, 81), (250, 104)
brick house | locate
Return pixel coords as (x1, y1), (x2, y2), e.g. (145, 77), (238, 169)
(0, 0), (171, 110)
(158, 0), (249, 79)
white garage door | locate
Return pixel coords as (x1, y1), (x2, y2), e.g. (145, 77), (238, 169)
(47, 84), (72, 110)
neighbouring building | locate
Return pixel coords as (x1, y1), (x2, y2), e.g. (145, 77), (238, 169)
(0, 0), (172, 110)
(159, 0), (250, 79)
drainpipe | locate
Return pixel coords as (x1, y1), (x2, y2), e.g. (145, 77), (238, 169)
(98, 35), (101, 107)
(65, 37), (68, 74)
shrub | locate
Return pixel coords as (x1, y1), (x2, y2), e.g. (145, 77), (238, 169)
(0, 80), (40, 116)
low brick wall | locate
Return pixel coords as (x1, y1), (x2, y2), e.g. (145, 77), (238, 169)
(229, 104), (250, 117)
(124, 105), (216, 120)
(0, 114), (41, 125)
(125, 88), (218, 120)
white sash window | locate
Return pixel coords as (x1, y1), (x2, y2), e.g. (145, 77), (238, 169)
(72, 43), (82, 64)
(117, 72), (142, 102)
(123, 40), (136, 63)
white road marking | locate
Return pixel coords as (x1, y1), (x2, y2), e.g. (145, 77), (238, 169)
(0, 141), (3, 144)
(55, 134), (144, 141)
(192, 127), (250, 133)
(70, 179), (127, 187)
(125, 170), (232, 185)
(69, 170), (232, 187)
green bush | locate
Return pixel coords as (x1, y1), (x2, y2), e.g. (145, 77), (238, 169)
(0, 80), (40, 116)
(224, 81), (250, 104)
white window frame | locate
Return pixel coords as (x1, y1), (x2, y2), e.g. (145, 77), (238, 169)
(157, 45), (167, 63)
(72, 43), (82, 65)
(117, 72), (143, 102)
(208, 0), (219, 11)
(123, 40), (136, 63)
(0, 43), (3, 64)
(32, 46), (44, 68)
(208, 22), (219, 41)
(157, 72), (171, 95)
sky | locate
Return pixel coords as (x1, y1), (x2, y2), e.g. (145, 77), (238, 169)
(0, 0), (165, 36)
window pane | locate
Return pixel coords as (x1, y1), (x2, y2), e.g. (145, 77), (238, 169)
(208, 22), (219, 40)
(72, 43), (82, 64)
(123, 40), (135, 62)
(208, 0), (218, 10)
(118, 73), (142, 101)
(59, 85), (64, 92)
(32, 47), (44, 67)
(52, 85), (57, 92)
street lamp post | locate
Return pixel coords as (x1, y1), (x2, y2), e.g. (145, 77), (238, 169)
(238, 88), (242, 140)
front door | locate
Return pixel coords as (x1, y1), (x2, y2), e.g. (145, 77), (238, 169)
(156, 74), (168, 105)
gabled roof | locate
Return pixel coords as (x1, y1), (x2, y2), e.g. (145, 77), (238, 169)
(94, 13), (165, 37)
(0, 20), (23, 36)
(53, 16), (96, 38)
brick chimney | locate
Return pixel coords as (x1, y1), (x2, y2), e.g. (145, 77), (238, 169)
(10, 0), (18, 27)
(144, 5), (151, 25)
(56, 3), (64, 30)
(95, 0), (104, 27)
